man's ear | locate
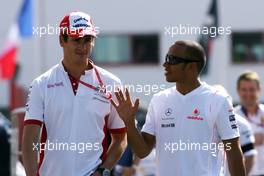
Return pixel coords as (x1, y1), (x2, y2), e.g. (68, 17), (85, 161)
(188, 63), (199, 74)
(91, 37), (95, 47)
(59, 35), (64, 47)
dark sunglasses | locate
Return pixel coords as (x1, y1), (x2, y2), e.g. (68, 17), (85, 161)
(165, 54), (200, 65)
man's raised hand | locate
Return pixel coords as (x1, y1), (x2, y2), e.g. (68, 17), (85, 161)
(110, 88), (139, 125)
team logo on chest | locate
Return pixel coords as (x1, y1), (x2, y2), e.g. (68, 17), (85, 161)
(193, 108), (200, 116)
(161, 108), (176, 127)
(186, 108), (204, 121)
(47, 82), (64, 88)
(162, 108), (175, 120)
(165, 108), (172, 116)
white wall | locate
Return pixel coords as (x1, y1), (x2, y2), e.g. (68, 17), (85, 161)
(1, 0), (264, 107)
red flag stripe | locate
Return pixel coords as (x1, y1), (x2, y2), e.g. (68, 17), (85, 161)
(0, 47), (17, 79)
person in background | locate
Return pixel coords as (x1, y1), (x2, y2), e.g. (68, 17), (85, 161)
(214, 85), (257, 175)
(235, 71), (264, 176)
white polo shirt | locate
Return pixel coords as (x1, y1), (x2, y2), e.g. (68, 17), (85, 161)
(235, 114), (256, 156)
(141, 83), (239, 176)
(235, 104), (264, 175)
(225, 114), (256, 176)
(24, 61), (126, 176)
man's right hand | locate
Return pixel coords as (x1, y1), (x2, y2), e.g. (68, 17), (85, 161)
(110, 88), (139, 126)
(110, 88), (155, 159)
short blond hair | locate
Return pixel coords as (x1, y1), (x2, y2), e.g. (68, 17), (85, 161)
(237, 71), (260, 89)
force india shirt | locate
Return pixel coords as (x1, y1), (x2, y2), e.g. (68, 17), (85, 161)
(141, 83), (240, 176)
(24, 62), (126, 176)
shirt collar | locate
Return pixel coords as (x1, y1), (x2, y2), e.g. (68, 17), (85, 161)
(241, 104), (260, 117)
(175, 82), (204, 98)
(58, 60), (94, 76)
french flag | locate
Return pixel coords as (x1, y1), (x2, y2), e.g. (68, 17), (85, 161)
(0, 0), (33, 79)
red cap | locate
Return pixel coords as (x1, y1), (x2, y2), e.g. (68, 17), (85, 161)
(59, 11), (97, 38)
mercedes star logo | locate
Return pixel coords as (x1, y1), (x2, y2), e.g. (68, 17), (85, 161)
(165, 108), (172, 116)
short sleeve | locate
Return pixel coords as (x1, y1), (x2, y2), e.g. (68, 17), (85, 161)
(237, 115), (257, 156)
(216, 96), (240, 140)
(24, 79), (44, 126)
(141, 97), (156, 136)
(107, 80), (126, 134)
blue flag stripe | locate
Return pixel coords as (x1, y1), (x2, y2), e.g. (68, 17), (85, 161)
(17, 0), (33, 37)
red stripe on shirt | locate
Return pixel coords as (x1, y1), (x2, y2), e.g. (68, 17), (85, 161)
(100, 115), (109, 162)
(68, 74), (79, 95)
(109, 127), (127, 134)
(24, 119), (43, 126)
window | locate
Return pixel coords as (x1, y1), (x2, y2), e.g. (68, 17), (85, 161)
(93, 34), (159, 64)
(232, 32), (264, 63)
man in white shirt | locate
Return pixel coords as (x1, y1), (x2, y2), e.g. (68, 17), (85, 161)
(235, 71), (264, 176)
(111, 40), (246, 176)
(236, 114), (257, 175)
(22, 11), (127, 176)
(213, 85), (257, 175)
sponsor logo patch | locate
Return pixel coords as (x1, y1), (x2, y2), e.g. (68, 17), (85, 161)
(47, 82), (64, 88)
(162, 108), (175, 120)
(186, 108), (204, 121)
(161, 123), (175, 128)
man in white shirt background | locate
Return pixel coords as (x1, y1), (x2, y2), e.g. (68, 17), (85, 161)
(214, 85), (257, 175)
(236, 113), (257, 175)
(235, 71), (264, 176)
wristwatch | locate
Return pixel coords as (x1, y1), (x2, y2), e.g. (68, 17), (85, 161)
(95, 167), (111, 176)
